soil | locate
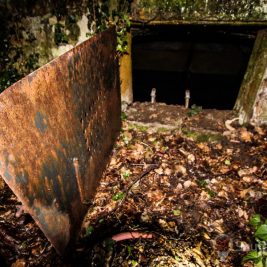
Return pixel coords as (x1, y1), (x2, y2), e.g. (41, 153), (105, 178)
(0, 102), (266, 267)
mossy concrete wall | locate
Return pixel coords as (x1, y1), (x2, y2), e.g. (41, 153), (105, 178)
(0, 0), (109, 92)
(131, 0), (267, 22)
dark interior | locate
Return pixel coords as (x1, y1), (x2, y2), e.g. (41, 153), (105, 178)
(132, 25), (258, 109)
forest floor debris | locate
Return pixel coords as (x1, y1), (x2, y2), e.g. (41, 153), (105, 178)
(0, 103), (266, 266)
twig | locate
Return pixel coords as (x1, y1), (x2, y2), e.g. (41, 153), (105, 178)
(115, 164), (158, 210)
(125, 164), (158, 196)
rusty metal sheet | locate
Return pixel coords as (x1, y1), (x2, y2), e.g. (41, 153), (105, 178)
(0, 27), (121, 255)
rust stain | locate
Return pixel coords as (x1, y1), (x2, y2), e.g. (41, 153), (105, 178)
(0, 27), (121, 255)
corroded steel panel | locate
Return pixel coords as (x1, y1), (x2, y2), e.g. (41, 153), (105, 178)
(0, 27), (121, 255)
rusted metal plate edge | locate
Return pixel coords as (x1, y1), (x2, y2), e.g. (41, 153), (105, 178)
(0, 27), (121, 255)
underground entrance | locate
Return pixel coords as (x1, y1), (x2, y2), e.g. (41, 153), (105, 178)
(132, 24), (261, 109)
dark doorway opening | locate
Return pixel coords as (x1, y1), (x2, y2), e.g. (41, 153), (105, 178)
(132, 25), (258, 109)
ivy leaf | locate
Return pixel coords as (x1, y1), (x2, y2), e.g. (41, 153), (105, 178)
(255, 224), (267, 241)
(242, 251), (262, 264)
(249, 214), (262, 228)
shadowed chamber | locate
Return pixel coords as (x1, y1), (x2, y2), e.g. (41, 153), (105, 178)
(132, 25), (257, 109)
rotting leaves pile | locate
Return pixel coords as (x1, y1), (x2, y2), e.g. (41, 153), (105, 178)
(0, 103), (267, 266)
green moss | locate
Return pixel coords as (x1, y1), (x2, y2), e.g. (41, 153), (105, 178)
(65, 15), (81, 43)
(137, 0), (266, 21)
(136, 125), (149, 132)
(182, 129), (223, 143)
(26, 53), (39, 71)
(54, 23), (69, 45)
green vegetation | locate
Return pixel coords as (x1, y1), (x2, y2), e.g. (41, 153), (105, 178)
(121, 112), (128, 121)
(196, 179), (217, 198)
(112, 191), (125, 201)
(187, 104), (202, 117)
(122, 170), (131, 179)
(243, 214), (267, 266)
(85, 225), (94, 237)
(54, 23), (69, 45)
(112, 11), (131, 55)
(182, 128), (223, 143)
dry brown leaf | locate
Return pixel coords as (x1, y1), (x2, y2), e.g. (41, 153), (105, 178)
(155, 168), (164, 175)
(220, 166), (229, 174)
(238, 167), (257, 177)
(262, 180), (267, 190)
(11, 259), (26, 267)
(164, 168), (172, 175)
(187, 154), (195, 163)
(240, 128), (252, 142)
(197, 143), (210, 153)
(242, 176), (253, 183)
(226, 148), (233, 155)
(183, 180), (192, 188)
(175, 165), (187, 175)
(239, 188), (252, 198)
(0, 177), (5, 190)
(216, 143), (223, 150)
(218, 190), (228, 198)
(255, 126), (265, 135)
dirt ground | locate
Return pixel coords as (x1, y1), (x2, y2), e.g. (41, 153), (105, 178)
(0, 102), (266, 267)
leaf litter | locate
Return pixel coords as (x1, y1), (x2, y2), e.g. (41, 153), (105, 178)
(0, 102), (266, 266)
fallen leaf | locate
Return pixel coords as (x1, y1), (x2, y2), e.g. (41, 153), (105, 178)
(155, 168), (164, 175)
(164, 168), (172, 175)
(11, 259), (26, 267)
(187, 154), (195, 163)
(183, 180), (192, 188)
(240, 128), (252, 142)
(238, 167), (257, 177)
(197, 143), (210, 153)
(0, 177), (4, 190)
(255, 126), (265, 135)
(175, 165), (187, 175)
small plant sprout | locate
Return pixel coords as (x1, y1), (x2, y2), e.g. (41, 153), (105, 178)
(112, 191), (125, 201)
(122, 170), (131, 179)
